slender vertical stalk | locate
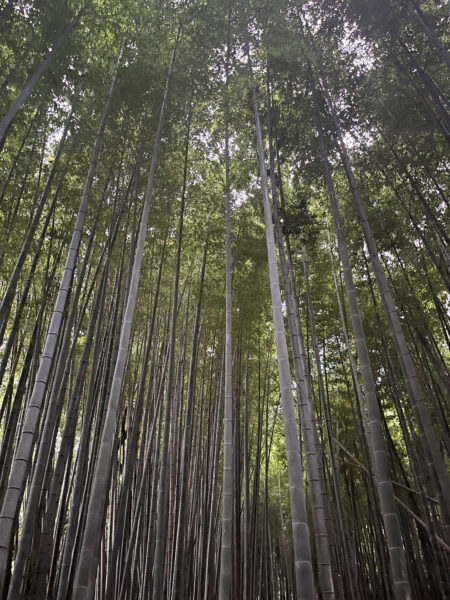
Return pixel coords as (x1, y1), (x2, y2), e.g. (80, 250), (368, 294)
(310, 76), (411, 599)
(0, 45), (121, 598)
(71, 32), (179, 600)
(0, 112), (71, 340)
(152, 94), (189, 599)
(252, 85), (315, 600)
(267, 80), (335, 599)
(219, 5), (233, 597)
(320, 69), (450, 535)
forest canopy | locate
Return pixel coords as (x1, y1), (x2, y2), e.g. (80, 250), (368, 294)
(0, 0), (449, 598)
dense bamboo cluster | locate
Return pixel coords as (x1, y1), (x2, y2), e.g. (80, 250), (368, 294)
(0, 0), (448, 598)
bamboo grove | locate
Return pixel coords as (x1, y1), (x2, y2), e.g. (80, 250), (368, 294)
(0, 0), (448, 598)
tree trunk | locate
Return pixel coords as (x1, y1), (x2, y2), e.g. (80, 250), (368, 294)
(319, 69), (450, 537)
(71, 32), (178, 600)
(309, 68), (412, 599)
(252, 85), (315, 600)
(219, 7), (233, 597)
(0, 44), (121, 599)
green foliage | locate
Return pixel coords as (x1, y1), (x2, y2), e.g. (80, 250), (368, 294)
(0, 0), (448, 595)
